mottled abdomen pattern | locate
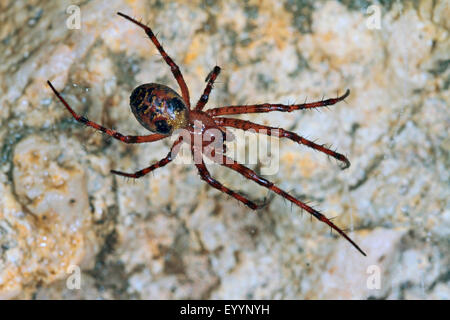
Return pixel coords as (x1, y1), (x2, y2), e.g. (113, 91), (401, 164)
(130, 83), (188, 134)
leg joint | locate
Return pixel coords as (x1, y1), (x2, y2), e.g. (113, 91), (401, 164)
(78, 116), (88, 123)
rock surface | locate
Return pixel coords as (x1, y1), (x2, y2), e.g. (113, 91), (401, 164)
(0, 0), (448, 299)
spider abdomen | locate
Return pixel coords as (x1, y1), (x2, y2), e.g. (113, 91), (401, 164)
(130, 83), (189, 135)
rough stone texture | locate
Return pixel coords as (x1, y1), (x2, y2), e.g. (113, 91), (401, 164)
(0, 0), (448, 299)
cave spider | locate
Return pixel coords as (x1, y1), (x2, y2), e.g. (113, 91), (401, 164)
(47, 12), (366, 256)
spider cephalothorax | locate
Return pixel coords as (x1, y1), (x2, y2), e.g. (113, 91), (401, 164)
(47, 12), (366, 256)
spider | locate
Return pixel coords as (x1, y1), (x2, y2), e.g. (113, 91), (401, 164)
(47, 12), (366, 256)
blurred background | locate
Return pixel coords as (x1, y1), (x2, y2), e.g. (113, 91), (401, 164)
(0, 0), (448, 299)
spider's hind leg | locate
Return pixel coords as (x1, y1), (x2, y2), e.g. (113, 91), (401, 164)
(111, 137), (183, 178)
(47, 81), (167, 144)
(117, 12), (191, 108)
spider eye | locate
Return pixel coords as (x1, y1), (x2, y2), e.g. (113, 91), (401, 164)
(154, 120), (172, 134)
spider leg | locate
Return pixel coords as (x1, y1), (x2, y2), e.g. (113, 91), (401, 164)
(194, 155), (259, 210)
(205, 153), (366, 256)
(47, 81), (167, 143)
(111, 136), (183, 178)
(206, 90), (350, 117)
(215, 117), (350, 169)
(195, 66), (221, 111)
(117, 12), (191, 108)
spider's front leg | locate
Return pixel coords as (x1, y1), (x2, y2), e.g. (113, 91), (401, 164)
(111, 136), (183, 178)
(206, 90), (350, 116)
(193, 144), (259, 210)
(47, 81), (167, 144)
(205, 153), (366, 256)
(215, 117), (350, 169)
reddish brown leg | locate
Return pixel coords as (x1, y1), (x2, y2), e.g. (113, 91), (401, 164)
(118, 12), (191, 108)
(207, 90), (350, 117)
(111, 137), (183, 178)
(205, 153), (366, 256)
(195, 156), (259, 210)
(215, 117), (350, 169)
(195, 66), (221, 111)
(48, 81), (167, 143)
